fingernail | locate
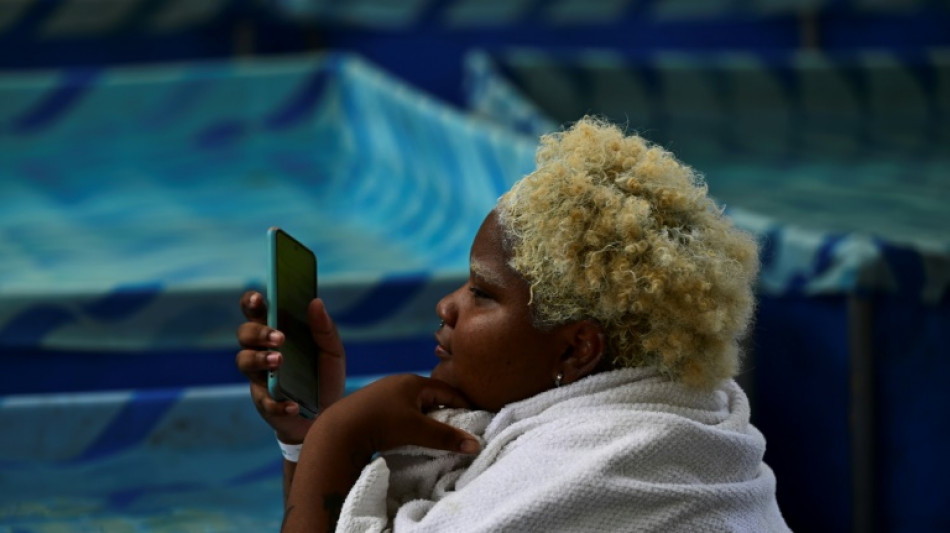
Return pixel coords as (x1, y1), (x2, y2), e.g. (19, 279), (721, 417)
(265, 352), (280, 366)
(268, 331), (282, 344)
(250, 293), (261, 306)
(460, 439), (479, 454)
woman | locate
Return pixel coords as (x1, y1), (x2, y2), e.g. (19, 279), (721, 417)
(236, 117), (790, 532)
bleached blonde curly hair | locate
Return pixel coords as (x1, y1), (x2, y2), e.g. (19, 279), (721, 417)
(496, 117), (759, 388)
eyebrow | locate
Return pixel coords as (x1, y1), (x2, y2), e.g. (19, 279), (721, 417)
(470, 259), (509, 289)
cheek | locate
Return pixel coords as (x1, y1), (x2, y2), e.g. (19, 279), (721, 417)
(457, 312), (505, 348)
(454, 311), (553, 372)
(453, 320), (514, 373)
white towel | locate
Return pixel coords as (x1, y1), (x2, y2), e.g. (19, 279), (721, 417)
(337, 368), (790, 532)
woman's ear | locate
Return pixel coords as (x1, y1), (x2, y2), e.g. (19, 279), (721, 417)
(559, 320), (606, 385)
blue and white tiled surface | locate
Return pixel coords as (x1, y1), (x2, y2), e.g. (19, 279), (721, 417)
(0, 53), (536, 357)
(0, 53), (536, 530)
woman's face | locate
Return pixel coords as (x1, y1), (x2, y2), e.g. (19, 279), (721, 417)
(431, 211), (570, 412)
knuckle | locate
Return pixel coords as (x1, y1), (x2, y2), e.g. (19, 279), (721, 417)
(237, 323), (270, 347)
(236, 322), (254, 343)
(258, 396), (276, 413)
(235, 349), (253, 370)
(442, 432), (460, 450)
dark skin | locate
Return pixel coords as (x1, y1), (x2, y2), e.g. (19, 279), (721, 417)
(236, 293), (345, 500)
(235, 211), (606, 532)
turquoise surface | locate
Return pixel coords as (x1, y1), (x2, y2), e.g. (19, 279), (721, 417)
(0, 54), (533, 531)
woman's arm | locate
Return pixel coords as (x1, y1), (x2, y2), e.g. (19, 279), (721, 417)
(281, 409), (369, 531)
(281, 374), (481, 533)
(282, 459), (297, 505)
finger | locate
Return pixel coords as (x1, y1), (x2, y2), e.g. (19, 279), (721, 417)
(416, 379), (472, 412)
(237, 321), (284, 350)
(249, 379), (291, 413)
(408, 416), (481, 455)
(236, 349), (281, 381)
(256, 391), (301, 417)
(240, 290), (268, 324)
(309, 298), (347, 408)
(308, 298), (345, 360)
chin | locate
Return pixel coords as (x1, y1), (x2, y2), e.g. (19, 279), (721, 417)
(429, 365), (451, 385)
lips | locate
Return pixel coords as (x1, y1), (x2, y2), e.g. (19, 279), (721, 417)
(430, 335), (452, 384)
(434, 333), (452, 360)
(435, 344), (452, 360)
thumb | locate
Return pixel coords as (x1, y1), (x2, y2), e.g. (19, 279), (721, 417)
(412, 416), (481, 455)
(308, 298), (345, 360)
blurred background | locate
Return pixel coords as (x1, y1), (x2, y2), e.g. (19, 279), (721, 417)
(1, 0), (948, 531)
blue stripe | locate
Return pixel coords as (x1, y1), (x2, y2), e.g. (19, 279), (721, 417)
(264, 61), (334, 130)
(812, 234), (846, 277)
(393, 116), (453, 249)
(228, 457), (283, 485)
(333, 274), (430, 327)
(476, 136), (512, 198)
(339, 61), (370, 186)
(345, 336), (436, 376)
(0, 305), (75, 348)
(81, 282), (163, 321)
(0, 344), (430, 396)
(107, 481), (205, 509)
(786, 233), (849, 293)
(195, 119), (250, 149)
(0, 285), (164, 349)
(143, 76), (215, 131)
(758, 228), (780, 270)
(879, 239), (926, 298)
(11, 68), (100, 134)
(71, 388), (182, 462)
(1, 347), (240, 395)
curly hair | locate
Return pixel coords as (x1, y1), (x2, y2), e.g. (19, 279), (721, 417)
(496, 117), (759, 388)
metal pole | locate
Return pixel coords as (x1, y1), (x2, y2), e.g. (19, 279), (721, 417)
(848, 295), (875, 533)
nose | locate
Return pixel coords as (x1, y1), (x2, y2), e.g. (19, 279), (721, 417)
(436, 284), (462, 328)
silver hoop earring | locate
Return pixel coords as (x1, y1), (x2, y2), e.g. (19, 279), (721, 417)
(554, 373), (563, 388)
(438, 320), (445, 329)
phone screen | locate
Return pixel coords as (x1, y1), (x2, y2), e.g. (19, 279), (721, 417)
(268, 227), (319, 416)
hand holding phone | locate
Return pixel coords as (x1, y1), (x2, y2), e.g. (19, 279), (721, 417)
(267, 227), (320, 418)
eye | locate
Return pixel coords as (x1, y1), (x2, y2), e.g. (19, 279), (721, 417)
(469, 285), (491, 300)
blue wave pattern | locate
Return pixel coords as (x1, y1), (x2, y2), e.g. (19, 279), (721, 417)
(0, 385), (281, 530)
(0, 53), (537, 362)
(0, 56), (535, 530)
(465, 48), (950, 304)
(0, 377), (394, 530)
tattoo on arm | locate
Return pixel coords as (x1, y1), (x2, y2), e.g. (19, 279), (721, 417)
(324, 492), (345, 530)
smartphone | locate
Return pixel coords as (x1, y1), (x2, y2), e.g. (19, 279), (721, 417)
(266, 227), (319, 418)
